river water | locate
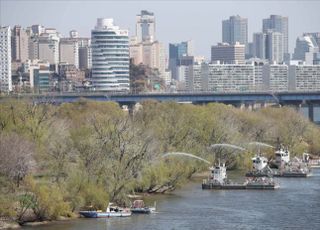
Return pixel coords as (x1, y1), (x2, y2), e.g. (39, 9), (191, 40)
(23, 168), (320, 230)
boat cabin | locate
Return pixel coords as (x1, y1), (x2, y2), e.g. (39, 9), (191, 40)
(210, 162), (227, 184)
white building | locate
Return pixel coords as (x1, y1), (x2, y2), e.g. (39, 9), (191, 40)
(262, 64), (288, 91)
(289, 65), (320, 91)
(0, 26), (12, 92)
(91, 18), (129, 91)
(207, 64), (255, 92)
(59, 38), (79, 68)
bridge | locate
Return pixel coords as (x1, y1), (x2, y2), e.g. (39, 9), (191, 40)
(3, 91), (320, 123)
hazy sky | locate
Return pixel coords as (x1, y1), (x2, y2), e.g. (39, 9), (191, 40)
(1, 0), (320, 58)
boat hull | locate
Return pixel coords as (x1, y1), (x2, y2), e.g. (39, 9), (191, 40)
(202, 183), (278, 190)
(79, 211), (131, 218)
(131, 208), (151, 214)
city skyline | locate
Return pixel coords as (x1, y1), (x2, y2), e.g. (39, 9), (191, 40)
(1, 1), (320, 58)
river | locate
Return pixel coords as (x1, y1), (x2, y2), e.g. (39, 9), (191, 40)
(23, 168), (320, 230)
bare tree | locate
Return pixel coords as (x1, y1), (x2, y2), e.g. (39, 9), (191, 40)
(0, 133), (35, 187)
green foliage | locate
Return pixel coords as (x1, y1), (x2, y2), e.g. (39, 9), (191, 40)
(0, 195), (16, 218)
(24, 176), (72, 221)
(1, 99), (320, 223)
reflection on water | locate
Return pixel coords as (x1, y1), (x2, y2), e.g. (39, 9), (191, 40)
(23, 169), (320, 230)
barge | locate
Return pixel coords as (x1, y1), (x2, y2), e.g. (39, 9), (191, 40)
(202, 162), (279, 190)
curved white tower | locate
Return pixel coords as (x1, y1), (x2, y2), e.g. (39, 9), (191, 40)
(91, 18), (129, 91)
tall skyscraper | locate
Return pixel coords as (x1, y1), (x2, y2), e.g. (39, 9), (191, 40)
(59, 38), (79, 68)
(130, 10), (166, 80)
(0, 26), (12, 92)
(211, 42), (245, 64)
(266, 31), (284, 63)
(169, 40), (193, 79)
(263, 15), (288, 58)
(136, 10), (156, 42)
(91, 18), (129, 91)
(253, 32), (267, 59)
(11, 26), (29, 62)
(222, 15), (248, 45)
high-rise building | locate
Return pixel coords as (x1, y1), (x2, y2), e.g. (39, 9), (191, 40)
(253, 32), (267, 59)
(293, 35), (319, 64)
(0, 26), (12, 92)
(130, 11), (166, 80)
(169, 40), (193, 79)
(91, 18), (129, 91)
(38, 32), (60, 68)
(222, 15), (248, 46)
(136, 10), (156, 42)
(266, 31), (284, 63)
(59, 38), (79, 68)
(78, 38), (92, 70)
(11, 26), (29, 62)
(211, 42), (245, 64)
(263, 15), (288, 58)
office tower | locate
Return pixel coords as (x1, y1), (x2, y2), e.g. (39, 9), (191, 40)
(293, 36), (319, 64)
(263, 15), (288, 58)
(211, 42), (245, 64)
(222, 15), (248, 45)
(169, 40), (193, 79)
(0, 26), (12, 92)
(59, 38), (79, 68)
(11, 26), (29, 62)
(130, 11), (166, 80)
(253, 32), (267, 59)
(266, 31), (284, 63)
(136, 10), (156, 42)
(289, 65), (320, 91)
(262, 64), (288, 91)
(91, 18), (129, 91)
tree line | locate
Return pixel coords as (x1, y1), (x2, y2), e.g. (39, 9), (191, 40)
(0, 99), (319, 224)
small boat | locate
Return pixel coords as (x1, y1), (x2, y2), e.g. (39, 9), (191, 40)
(131, 200), (156, 214)
(79, 203), (131, 218)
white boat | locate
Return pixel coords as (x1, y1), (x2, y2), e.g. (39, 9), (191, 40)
(252, 155), (268, 171)
(275, 145), (290, 167)
(79, 203), (131, 218)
